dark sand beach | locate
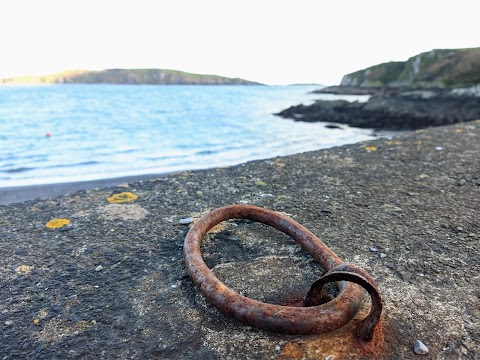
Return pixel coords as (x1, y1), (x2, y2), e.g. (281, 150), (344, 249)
(1, 122), (479, 359)
(0, 173), (168, 206)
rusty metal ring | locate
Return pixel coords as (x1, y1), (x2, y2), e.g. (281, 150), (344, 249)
(183, 204), (382, 339)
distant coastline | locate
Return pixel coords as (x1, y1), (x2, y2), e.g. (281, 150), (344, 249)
(0, 68), (263, 86)
(276, 48), (480, 130)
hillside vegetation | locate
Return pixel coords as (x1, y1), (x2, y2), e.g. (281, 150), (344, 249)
(0, 69), (261, 85)
(340, 47), (480, 88)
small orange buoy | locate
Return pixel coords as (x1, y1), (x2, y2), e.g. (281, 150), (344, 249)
(46, 132), (51, 137)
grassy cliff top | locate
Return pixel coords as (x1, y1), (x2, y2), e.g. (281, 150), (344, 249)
(341, 47), (480, 88)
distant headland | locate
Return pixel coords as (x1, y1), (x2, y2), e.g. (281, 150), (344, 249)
(276, 47), (480, 130)
(340, 47), (480, 89)
(0, 69), (263, 86)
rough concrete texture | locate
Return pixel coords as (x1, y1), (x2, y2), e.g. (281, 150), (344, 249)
(1, 122), (479, 359)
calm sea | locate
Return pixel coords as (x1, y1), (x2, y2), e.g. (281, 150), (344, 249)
(0, 85), (373, 187)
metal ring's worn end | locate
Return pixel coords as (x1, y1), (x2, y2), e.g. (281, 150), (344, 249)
(304, 263), (383, 341)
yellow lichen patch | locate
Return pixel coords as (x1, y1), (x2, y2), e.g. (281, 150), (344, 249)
(16, 265), (33, 274)
(34, 318), (97, 346)
(39, 309), (48, 319)
(365, 146), (378, 152)
(255, 180), (267, 186)
(107, 192), (138, 203)
(415, 141), (423, 145)
(475, 119), (480, 123)
(33, 309), (48, 326)
(76, 320), (95, 331)
(385, 141), (402, 145)
(46, 218), (70, 229)
(455, 129), (463, 133)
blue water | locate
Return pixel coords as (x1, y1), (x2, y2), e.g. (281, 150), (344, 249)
(0, 85), (374, 187)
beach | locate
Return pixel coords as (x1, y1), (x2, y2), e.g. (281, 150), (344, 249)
(0, 173), (167, 205)
(1, 122), (479, 359)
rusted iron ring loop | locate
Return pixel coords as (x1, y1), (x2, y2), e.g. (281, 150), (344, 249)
(183, 204), (381, 338)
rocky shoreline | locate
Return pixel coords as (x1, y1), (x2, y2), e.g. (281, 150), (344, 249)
(275, 86), (480, 131)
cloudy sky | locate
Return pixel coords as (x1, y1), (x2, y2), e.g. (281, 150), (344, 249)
(0, 0), (478, 85)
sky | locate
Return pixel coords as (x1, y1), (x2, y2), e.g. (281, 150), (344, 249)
(0, 0), (478, 85)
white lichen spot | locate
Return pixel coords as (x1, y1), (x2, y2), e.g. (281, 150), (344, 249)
(99, 204), (150, 221)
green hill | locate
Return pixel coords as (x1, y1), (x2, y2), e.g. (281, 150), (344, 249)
(340, 48), (480, 88)
(0, 69), (262, 85)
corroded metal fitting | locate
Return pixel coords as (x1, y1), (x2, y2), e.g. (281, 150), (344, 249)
(183, 204), (382, 341)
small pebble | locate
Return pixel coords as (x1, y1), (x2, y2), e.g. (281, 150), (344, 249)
(95, 265), (103, 272)
(457, 179), (466, 186)
(179, 217), (193, 225)
(435, 146), (444, 151)
(414, 339), (429, 355)
(369, 246), (378, 252)
(5, 320), (13, 326)
(275, 345), (281, 351)
(380, 253), (387, 258)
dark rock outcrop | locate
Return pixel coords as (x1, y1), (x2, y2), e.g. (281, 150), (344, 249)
(276, 87), (480, 130)
(278, 48), (480, 131)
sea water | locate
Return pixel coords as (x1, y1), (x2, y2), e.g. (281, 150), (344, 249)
(0, 84), (373, 187)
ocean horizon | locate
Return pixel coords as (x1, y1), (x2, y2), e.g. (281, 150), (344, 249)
(0, 84), (374, 188)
